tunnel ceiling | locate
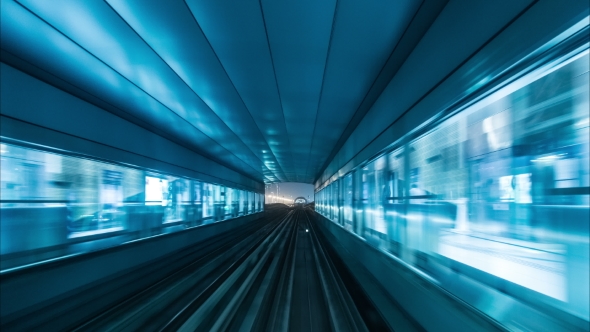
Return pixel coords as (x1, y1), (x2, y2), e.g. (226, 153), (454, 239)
(1, 0), (442, 184)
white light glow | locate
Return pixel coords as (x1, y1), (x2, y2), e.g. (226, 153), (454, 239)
(575, 117), (589, 128)
(531, 154), (564, 162)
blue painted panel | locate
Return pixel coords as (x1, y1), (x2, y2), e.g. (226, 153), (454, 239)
(261, 0), (337, 183)
(305, 0), (422, 180)
(184, 0), (295, 182)
(316, 0), (555, 185)
(108, 0), (288, 182)
(0, 63), (264, 191)
(16, 0), (278, 182)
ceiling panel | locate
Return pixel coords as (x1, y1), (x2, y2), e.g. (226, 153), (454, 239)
(261, 0), (337, 183)
(107, 0), (289, 182)
(184, 0), (296, 182)
(304, 0), (422, 180)
(1, 0), (269, 181)
(18, 0), (283, 182)
(2, 0), (433, 184)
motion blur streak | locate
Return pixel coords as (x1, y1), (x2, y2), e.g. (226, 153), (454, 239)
(315, 40), (590, 324)
(0, 145), (264, 271)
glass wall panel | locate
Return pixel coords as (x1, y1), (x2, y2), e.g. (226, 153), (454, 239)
(243, 191), (249, 215)
(253, 193), (258, 212)
(248, 191), (254, 214)
(332, 180), (340, 223)
(202, 183), (214, 219)
(352, 169), (363, 235)
(193, 181), (203, 224)
(384, 148), (405, 254)
(223, 187), (231, 220)
(322, 189), (326, 216)
(0, 138), (263, 272)
(317, 189), (326, 215)
(330, 183), (335, 220)
(313, 47), (590, 322)
(319, 189), (326, 215)
(237, 190), (244, 216)
(212, 185), (223, 221)
(162, 177), (190, 224)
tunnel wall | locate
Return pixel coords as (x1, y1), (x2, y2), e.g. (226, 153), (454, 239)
(0, 63), (263, 193)
(0, 212), (264, 327)
(311, 211), (583, 331)
(316, 0), (589, 186)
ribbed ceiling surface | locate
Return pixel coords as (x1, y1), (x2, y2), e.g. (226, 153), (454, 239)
(1, 0), (424, 183)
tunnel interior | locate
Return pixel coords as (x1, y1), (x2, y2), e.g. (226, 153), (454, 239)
(1, 0), (589, 331)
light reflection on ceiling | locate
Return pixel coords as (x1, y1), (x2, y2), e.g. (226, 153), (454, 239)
(1, 0), (428, 183)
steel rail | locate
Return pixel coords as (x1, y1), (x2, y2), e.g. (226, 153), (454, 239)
(72, 209), (289, 331)
(160, 210), (295, 331)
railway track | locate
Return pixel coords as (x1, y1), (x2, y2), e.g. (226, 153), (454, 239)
(72, 205), (372, 331)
